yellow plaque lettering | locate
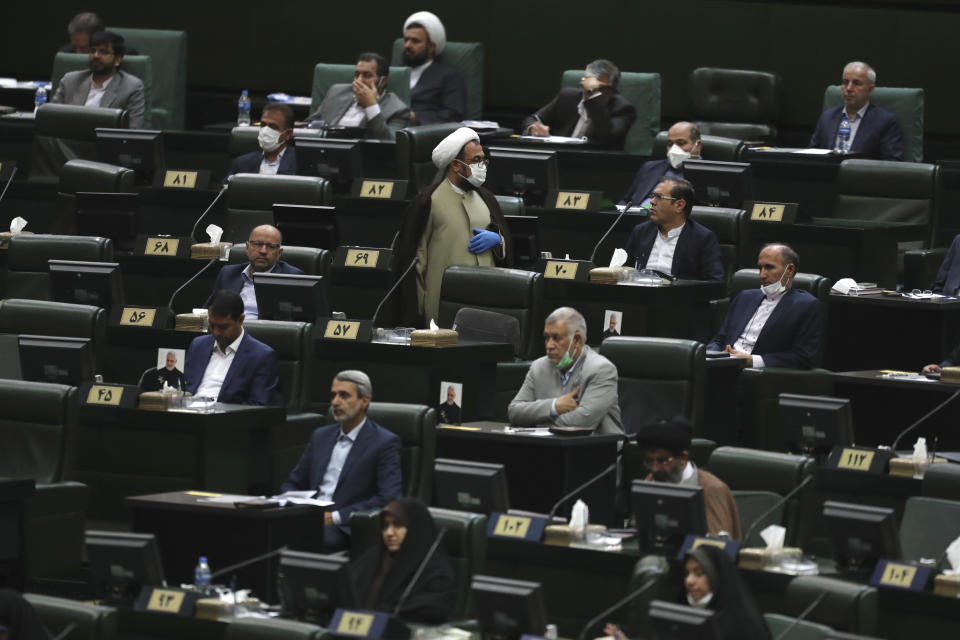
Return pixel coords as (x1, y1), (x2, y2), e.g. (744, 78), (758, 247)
(162, 170), (198, 189)
(750, 203), (785, 222)
(324, 320), (360, 340)
(555, 191), (590, 211)
(837, 448), (875, 471)
(336, 612), (375, 636)
(120, 307), (157, 326)
(692, 538), (727, 550)
(144, 237), (180, 257)
(359, 180), (394, 199)
(493, 515), (532, 538)
(345, 249), (380, 268)
(86, 385), (124, 406)
(147, 588), (185, 612)
(544, 260), (578, 280)
(880, 562), (917, 588)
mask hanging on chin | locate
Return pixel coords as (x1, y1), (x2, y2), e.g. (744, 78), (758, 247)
(551, 339), (577, 370)
(761, 269), (790, 297)
(667, 144), (691, 169)
(258, 127), (285, 153)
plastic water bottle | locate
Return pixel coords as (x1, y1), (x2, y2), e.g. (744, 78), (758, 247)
(194, 556), (212, 589)
(237, 90), (251, 126)
(544, 623), (558, 639)
(836, 113), (851, 153)
(34, 86), (47, 113)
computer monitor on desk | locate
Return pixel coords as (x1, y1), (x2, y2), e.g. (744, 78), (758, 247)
(253, 272), (329, 322)
(487, 147), (558, 206)
(49, 260), (125, 310)
(823, 501), (901, 574)
(683, 159), (753, 208)
(779, 393), (854, 461)
(471, 575), (548, 640)
(86, 530), (166, 604)
(648, 600), (718, 640)
(18, 335), (94, 385)
(632, 480), (708, 553)
(277, 550), (359, 624)
(95, 127), (165, 185)
(296, 138), (361, 191)
(75, 191), (139, 252)
(434, 458), (510, 514)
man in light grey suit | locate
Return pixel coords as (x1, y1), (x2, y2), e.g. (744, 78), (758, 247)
(509, 306), (624, 435)
(306, 52), (410, 141)
(51, 30), (145, 129)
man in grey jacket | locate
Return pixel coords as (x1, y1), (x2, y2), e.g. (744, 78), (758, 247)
(508, 306), (623, 435)
(306, 52), (410, 141)
(51, 30), (145, 129)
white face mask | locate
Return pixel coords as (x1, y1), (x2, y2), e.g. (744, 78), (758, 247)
(462, 161), (487, 188)
(667, 143), (692, 169)
(258, 126), (285, 153)
(761, 269), (790, 297)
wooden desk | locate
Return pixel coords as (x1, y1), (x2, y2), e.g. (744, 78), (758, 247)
(127, 490), (324, 603)
(436, 421), (621, 525)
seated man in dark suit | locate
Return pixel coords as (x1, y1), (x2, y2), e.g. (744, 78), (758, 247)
(306, 52), (411, 140)
(281, 370), (402, 550)
(808, 61), (904, 161)
(401, 11), (466, 124)
(206, 224), (303, 319)
(708, 244), (822, 369)
(184, 290), (280, 405)
(619, 121), (701, 207)
(58, 11), (103, 53)
(230, 102), (296, 176)
(521, 59), (637, 150)
(931, 233), (960, 296)
(623, 178), (724, 281)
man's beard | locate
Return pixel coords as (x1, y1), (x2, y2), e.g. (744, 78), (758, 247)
(403, 50), (428, 67)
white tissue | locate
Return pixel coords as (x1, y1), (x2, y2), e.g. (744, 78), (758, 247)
(912, 437), (928, 461)
(568, 499), (589, 539)
(9, 216), (27, 234)
(429, 319), (439, 331)
(945, 536), (960, 575)
(831, 278), (858, 295)
(760, 524), (786, 550)
(206, 224), (223, 244)
(608, 248), (628, 269)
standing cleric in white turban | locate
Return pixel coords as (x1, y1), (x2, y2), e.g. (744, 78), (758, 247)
(391, 127), (511, 327)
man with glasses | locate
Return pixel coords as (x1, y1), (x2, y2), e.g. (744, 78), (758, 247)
(51, 30), (145, 128)
(635, 417), (741, 538)
(623, 178), (724, 281)
(230, 103), (297, 176)
(205, 225), (303, 319)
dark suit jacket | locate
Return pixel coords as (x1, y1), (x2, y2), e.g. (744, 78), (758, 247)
(230, 146), (298, 176)
(933, 233), (960, 296)
(410, 61), (466, 124)
(51, 69), (145, 129)
(307, 85), (411, 140)
(809, 104), (904, 161)
(520, 87), (637, 149)
(280, 418), (402, 526)
(205, 260), (304, 309)
(624, 219), (725, 281)
(620, 159), (679, 205)
(183, 331), (280, 404)
(707, 288), (822, 369)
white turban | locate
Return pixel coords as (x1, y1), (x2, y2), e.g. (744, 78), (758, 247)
(432, 127), (479, 169)
(404, 11), (447, 56)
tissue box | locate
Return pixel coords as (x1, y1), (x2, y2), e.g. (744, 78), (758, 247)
(934, 574), (960, 598)
(138, 392), (168, 411)
(0, 230), (33, 249)
(589, 266), (634, 284)
(888, 456), (948, 478)
(175, 313), (208, 332)
(940, 367), (960, 385)
(737, 547), (805, 571)
(190, 241), (232, 259)
(410, 329), (458, 347)
(543, 524), (607, 546)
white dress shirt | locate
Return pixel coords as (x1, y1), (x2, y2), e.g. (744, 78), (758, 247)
(337, 101), (382, 127)
(239, 262), (279, 319)
(195, 328), (244, 399)
(732, 289), (788, 368)
(316, 418), (367, 524)
(570, 91), (602, 139)
(646, 223), (685, 274)
(84, 75), (114, 108)
(409, 60), (433, 89)
(258, 147), (287, 175)
(836, 102), (870, 150)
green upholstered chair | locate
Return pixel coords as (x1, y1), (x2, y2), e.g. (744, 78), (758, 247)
(4, 235), (114, 301)
(689, 438), (717, 469)
(899, 496), (960, 563)
(59, 158), (136, 194)
(690, 206), (747, 284)
(51, 52), (154, 129)
(32, 104), (129, 178)
(764, 613), (833, 640)
(689, 67), (781, 144)
(492, 360), (531, 423)
(226, 243), (331, 276)
(391, 41), (484, 120)
(494, 194), (524, 216)
(822, 85), (924, 162)
(707, 447), (816, 547)
(0, 380), (88, 579)
(0, 298), (106, 363)
(921, 461), (960, 499)
(109, 27), (188, 130)
(225, 617), (324, 640)
(310, 63), (412, 115)
(223, 174), (332, 243)
(437, 266), (543, 361)
(561, 69), (661, 155)
(326, 402), (436, 504)
(652, 131), (746, 162)
(23, 593), (117, 640)
(785, 575), (878, 636)
(834, 159), (939, 247)
(394, 123), (461, 195)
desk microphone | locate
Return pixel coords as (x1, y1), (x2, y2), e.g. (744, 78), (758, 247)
(209, 545), (288, 582)
(588, 200), (631, 266)
(741, 475), (814, 546)
(371, 256), (419, 326)
(166, 257), (223, 316)
(547, 459), (620, 522)
(575, 576), (658, 640)
(774, 591), (828, 640)
(0, 164), (19, 211)
(392, 527), (447, 616)
(189, 183), (228, 242)
(890, 388), (960, 451)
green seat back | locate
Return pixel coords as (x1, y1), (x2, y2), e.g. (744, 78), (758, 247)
(493, 361), (531, 423)
(59, 158), (135, 194)
(5, 236), (114, 301)
(394, 123), (461, 194)
(689, 67), (781, 143)
(921, 461), (960, 499)
(242, 320), (311, 411)
(109, 27), (188, 130)
(224, 174), (332, 242)
(0, 379), (79, 483)
(25, 593), (118, 640)
(310, 63), (411, 115)
(391, 40), (484, 119)
(899, 496), (960, 562)
(225, 617), (324, 640)
(730, 269), (832, 299)
(562, 70), (661, 155)
(34, 103), (128, 141)
(227, 243), (330, 277)
(764, 613), (833, 640)
(823, 85), (924, 162)
(653, 131), (746, 162)
(51, 52), (154, 128)
(785, 575), (878, 635)
(494, 194), (524, 216)
(690, 206), (746, 283)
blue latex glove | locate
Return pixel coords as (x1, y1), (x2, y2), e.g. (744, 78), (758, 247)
(468, 228), (501, 254)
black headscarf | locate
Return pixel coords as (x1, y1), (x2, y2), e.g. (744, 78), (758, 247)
(684, 546), (771, 640)
(0, 589), (52, 640)
(349, 498), (455, 624)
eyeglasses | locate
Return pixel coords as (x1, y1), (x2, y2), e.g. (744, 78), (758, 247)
(247, 241), (281, 250)
(642, 455), (676, 469)
(459, 158), (489, 169)
(650, 193), (678, 202)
